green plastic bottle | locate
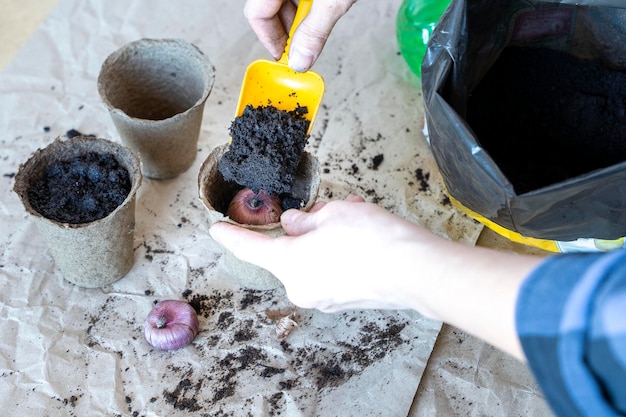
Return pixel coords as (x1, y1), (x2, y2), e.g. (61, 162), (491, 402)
(396, 0), (450, 78)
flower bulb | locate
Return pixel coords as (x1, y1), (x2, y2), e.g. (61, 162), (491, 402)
(227, 188), (283, 225)
(144, 300), (199, 351)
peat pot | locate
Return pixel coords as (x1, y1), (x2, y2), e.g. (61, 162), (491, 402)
(98, 38), (215, 179)
(13, 136), (142, 287)
(198, 143), (320, 290)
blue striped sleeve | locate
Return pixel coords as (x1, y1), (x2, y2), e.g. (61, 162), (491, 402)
(516, 249), (626, 417)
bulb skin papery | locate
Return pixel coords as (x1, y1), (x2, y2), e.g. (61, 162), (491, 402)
(227, 188), (283, 225)
(144, 300), (199, 351)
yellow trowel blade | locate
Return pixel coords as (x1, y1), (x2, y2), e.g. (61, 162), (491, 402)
(235, 59), (324, 134)
(235, 0), (324, 135)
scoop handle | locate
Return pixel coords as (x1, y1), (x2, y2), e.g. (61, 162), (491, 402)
(279, 0), (313, 65)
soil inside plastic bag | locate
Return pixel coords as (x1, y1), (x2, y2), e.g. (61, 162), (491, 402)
(467, 46), (626, 194)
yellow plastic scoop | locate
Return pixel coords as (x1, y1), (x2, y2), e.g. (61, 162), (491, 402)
(235, 0), (325, 134)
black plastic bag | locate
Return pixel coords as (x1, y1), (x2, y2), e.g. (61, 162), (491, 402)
(422, 0), (626, 248)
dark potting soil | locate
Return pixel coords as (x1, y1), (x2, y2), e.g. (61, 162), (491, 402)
(219, 104), (310, 196)
(466, 46), (626, 194)
(28, 151), (131, 224)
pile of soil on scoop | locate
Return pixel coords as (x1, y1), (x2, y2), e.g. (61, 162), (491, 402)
(28, 152), (131, 224)
(219, 104), (310, 196)
(467, 46), (626, 194)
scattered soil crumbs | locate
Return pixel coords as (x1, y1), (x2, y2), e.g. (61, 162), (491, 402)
(219, 104), (310, 195)
(303, 318), (408, 389)
(183, 289), (235, 319)
(414, 168), (430, 192)
(239, 289), (269, 310)
(50, 392), (84, 416)
(62, 395), (79, 407)
(157, 288), (414, 415)
(214, 345), (268, 402)
(142, 241), (175, 262)
(28, 151), (131, 223)
(467, 46), (626, 194)
(370, 154), (384, 170)
(318, 124), (439, 214)
(84, 295), (134, 349)
(66, 129), (95, 139)
(164, 377), (203, 411)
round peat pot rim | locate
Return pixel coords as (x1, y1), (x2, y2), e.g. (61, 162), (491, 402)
(12, 135), (143, 287)
(197, 142), (321, 231)
(13, 135), (143, 229)
(97, 38), (216, 124)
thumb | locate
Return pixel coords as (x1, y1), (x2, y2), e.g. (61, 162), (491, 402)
(209, 221), (275, 268)
(280, 209), (320, 236)
(288, 0), (356, 71)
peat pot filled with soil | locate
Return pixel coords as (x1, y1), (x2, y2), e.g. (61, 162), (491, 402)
(198, 104), (321, 290)
(13, 136), (142, 288)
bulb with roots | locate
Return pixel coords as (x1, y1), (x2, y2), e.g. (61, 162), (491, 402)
(227, 188), (284, 225)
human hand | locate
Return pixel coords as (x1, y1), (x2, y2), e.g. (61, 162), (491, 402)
(210, 195), (450, 313)
(210, 195), (542, 360)
(244, 0), (358, 72)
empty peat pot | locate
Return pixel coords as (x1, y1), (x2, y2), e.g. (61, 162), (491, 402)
(13, 136), (142, 288)
(198, 143), (321, 290)
(98, 38), (215, 179)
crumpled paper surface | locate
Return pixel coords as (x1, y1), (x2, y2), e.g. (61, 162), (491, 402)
(0, 0), (551, 416)
(410, 324), (554, 417)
